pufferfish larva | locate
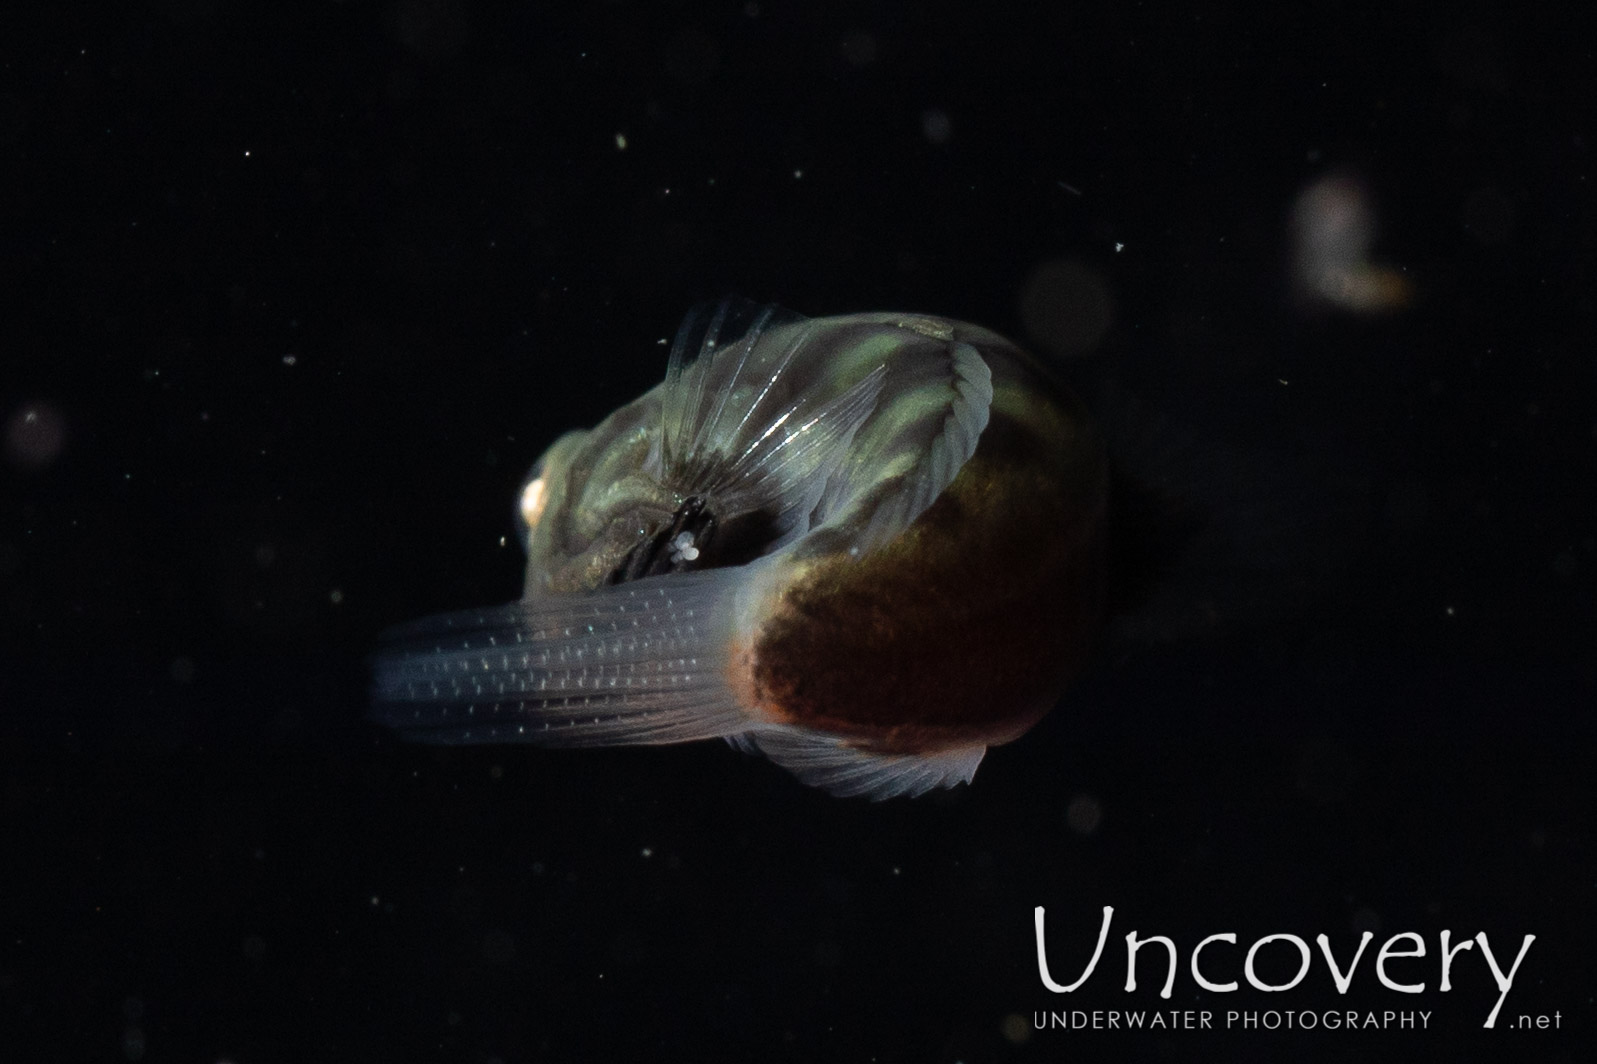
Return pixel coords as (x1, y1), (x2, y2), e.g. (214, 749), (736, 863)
(372, 301), (1108, 799)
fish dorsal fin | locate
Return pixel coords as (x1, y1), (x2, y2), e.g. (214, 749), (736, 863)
(653, 300), (888, 550)
(807, 328), (993, 557)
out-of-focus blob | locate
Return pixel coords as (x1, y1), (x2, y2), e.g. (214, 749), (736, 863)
(1462, 185), (1516, 246)
(388, 0), (470, 64)
(1019, 258), (1116, 359)
(840, 29), (877, 68)
(4, 401), (67, 472)
(921, 109), (952, 146)
(1290, 172), (1412, 314)
(662, 28), (721, 84)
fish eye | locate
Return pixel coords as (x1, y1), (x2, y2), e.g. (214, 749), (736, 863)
(515, 453), (552, 549)
(514, 430), (589, 548)
(519, 470), (548, 530)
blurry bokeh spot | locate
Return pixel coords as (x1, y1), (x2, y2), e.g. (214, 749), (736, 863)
(388, 0), (470, 63)
(1462, 185), (1516, 246)
(1000, 1011), (1032, 1043)
(1290, 172), (1411, 313)
(1066, 794), (1104, 835)
(4, 400), (67, 471)
(663, 29), (721, 84)
(840, 30), (877, 68)
(1019, 258), (1115, 358)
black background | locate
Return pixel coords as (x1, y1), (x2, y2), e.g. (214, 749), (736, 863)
(2, 2), (1591, 1061)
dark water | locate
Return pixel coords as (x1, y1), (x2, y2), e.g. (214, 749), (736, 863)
(3, 4), (1591, 1061)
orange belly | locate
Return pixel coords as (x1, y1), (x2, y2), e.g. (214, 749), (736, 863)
(732, 402), (1108, 754)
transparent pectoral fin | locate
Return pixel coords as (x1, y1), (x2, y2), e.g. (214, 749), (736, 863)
(736, 726), (986, 800)
(370, 569), (749, 746)
(654, 301), (889, 550)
